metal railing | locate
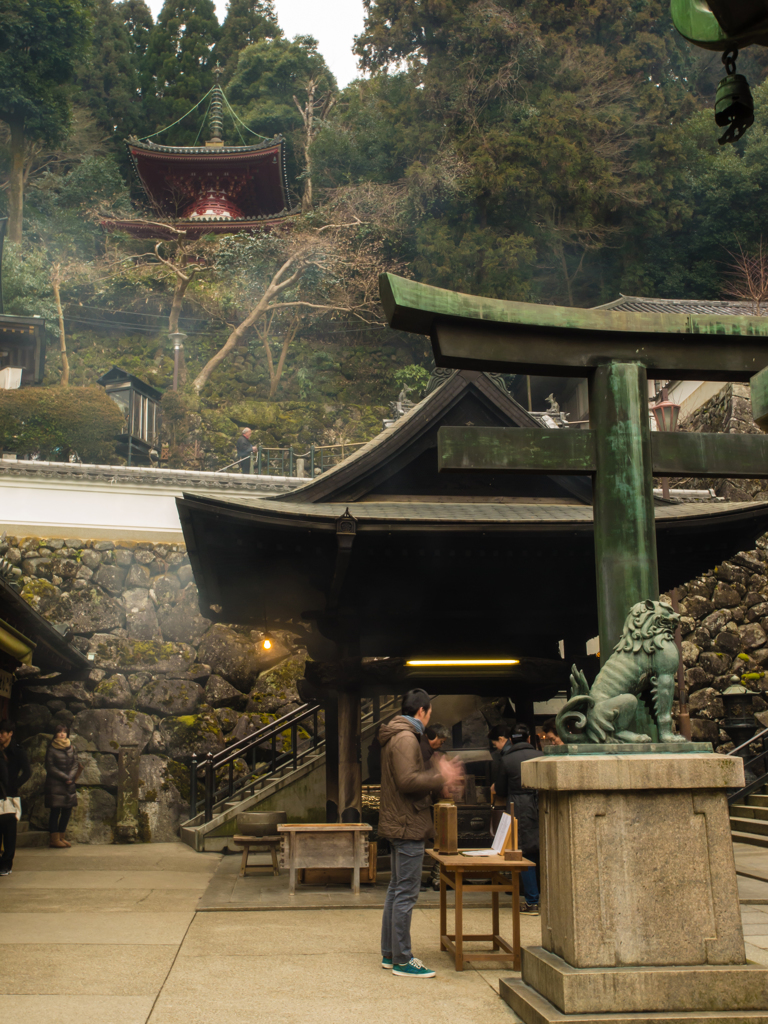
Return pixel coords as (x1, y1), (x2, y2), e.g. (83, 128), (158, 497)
(188, 694), (399, 824)
(726, 725), (768, 806)
(189, 702), (321, 824)
(215, 441), (368, 478)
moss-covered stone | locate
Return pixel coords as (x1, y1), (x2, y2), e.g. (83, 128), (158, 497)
(245, 654), (305, 715)
(86, 634), (196, 674)
(135, 676), (204, 716)
(157, 707), (225, 763)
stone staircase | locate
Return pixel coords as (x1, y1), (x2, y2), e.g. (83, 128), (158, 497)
(730, 784), (768, 850)
(15, 820), (48, 848)
(180, 701), (399, 852)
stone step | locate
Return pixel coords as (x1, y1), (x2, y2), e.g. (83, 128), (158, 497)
(16, 830), (49, 848)
(748, 794), (768, 808)
(731, 830), (768, 849)
(731, 803), (768, 820)
(730, 816), (768, 837)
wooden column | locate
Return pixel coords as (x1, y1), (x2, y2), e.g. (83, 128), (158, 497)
(324, 698), (339, 823)
(590, 362), (659, 658)
(338, 691), (362, 823)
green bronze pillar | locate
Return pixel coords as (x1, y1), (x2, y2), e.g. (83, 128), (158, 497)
(590, 362), (659, 658)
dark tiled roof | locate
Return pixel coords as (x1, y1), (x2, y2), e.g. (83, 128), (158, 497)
(0, 459), (301, 493)
(595, 295), (768, 317)
(181, 494), (767, 527)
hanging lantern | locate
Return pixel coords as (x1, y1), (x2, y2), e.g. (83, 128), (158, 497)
(715, 49), (754, 146)
(651, 396), (681, 433)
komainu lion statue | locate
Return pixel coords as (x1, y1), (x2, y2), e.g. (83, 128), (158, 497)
(555, 600), (685, 744)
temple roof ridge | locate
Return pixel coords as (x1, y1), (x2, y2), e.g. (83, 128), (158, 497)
(272, 368), (591, 506)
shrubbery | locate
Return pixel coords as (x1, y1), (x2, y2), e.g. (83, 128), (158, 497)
(0, 385), (125, 463)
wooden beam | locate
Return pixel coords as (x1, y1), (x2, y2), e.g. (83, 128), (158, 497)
(379, 274), (768, 382)
(440, 427), (768, 480)
(651, 431), (768, 478)
(438, 427), (596, 474)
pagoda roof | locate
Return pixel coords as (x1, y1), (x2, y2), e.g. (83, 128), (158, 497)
(126, 135), (293, 226)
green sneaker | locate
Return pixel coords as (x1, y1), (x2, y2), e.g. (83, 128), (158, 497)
(392, 957), (436, 978)
(381, 957), (393, 969)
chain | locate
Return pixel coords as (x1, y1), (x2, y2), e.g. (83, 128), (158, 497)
(723, 48), (738, 76)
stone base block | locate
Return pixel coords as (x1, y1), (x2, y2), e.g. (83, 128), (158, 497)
(521, 947), (768, 1014)
(544, 743), (714, 757)
(500, 978), (768, 1024)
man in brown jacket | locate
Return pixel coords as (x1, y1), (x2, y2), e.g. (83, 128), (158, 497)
(379, 689), (462, 978)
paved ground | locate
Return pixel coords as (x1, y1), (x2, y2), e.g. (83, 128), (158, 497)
(0, 841), (767, 1024)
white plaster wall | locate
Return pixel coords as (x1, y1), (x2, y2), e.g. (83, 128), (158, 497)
(0, 469), (296, 541)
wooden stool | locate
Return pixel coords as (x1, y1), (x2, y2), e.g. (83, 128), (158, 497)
(232, 834), (282, 877)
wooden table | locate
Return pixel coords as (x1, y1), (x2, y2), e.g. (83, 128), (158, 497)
(278, 824), (371, 896)
(427, 849), (535, 972)
(232, 834), (282, 877)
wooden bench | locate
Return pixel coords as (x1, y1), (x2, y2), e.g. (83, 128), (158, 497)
(232, 834), (282, 877)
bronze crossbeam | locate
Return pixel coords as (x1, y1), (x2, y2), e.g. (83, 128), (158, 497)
(438, 427), (768, 480)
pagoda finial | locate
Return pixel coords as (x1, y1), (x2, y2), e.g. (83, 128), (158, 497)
(207, 63), (225, 147)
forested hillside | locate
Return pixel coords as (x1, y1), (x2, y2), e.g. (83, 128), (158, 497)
(1, 0), (767, 467)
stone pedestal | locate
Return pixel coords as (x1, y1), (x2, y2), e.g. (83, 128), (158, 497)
(500, 752), (768, 1024)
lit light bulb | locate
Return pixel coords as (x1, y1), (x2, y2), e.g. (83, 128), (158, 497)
(262, 638), (272, 651)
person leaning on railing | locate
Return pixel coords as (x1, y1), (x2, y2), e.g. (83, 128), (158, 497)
(235, 428), (256, 474)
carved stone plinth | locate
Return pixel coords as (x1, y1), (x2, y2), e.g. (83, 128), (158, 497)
(500, 753), (768, 1024)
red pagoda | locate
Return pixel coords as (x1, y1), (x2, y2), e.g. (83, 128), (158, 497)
(117, 69), (294, 238)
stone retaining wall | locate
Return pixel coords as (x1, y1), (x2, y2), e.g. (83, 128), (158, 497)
(1, 533), (307, 843)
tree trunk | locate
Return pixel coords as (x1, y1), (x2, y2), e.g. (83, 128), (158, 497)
(168, 263), (192, 335)
(192, 258), (304, 393)
(268, 334), (292, 399)
(51, 268), (69, 386)
(8, 120), (25, 244)
(302, 147), (313, 214)
(168, 277), (187, 335)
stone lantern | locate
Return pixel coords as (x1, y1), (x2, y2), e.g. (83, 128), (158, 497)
(722, 676), (757, 762)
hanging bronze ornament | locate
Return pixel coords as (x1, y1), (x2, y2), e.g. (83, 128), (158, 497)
(715, 48), (754, 144)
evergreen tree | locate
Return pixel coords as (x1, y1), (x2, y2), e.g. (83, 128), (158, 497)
(215, 0), (281, 81)
(228, 35), (336, 199)
(118, 0), (154, 66)
(75, 0), (142, 140)
(347, 0), (702, 305)
(141, 0), (221, 145)
(0, 0), (93, 242)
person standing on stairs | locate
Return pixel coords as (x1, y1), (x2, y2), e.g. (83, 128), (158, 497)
(0, 719), (30, 875)
(45, 724), (79, 848)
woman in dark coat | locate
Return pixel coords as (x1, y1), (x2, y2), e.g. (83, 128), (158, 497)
(44, 724), (78, 848)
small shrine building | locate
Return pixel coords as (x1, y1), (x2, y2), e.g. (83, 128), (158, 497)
(176, 369), (768, 821)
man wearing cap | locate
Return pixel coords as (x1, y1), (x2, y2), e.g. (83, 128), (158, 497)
(236, 428), (256, 474)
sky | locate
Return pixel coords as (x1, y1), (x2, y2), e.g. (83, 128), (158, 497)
(144, 0), (367, 88)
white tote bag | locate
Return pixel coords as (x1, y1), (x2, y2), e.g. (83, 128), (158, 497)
(0, 797), (21, 820)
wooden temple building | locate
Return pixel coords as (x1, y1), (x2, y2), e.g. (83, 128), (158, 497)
(0, 576), (89, 719)
(177, 368), (768, 821)
(113, 70), (293, 239)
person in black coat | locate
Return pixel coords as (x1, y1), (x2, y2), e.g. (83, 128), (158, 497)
(45, 723), (79, 848)
(0, 718), (30, 876)
(489, 722), (540, 912)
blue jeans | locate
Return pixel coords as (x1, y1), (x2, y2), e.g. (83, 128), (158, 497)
(520, 866), (539, 905)
(381, 839), (424, 965)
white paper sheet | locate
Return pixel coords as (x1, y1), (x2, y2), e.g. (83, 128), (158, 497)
(460, 812), (511, 857)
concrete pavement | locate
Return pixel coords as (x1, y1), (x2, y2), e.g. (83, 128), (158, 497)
(0, 841), (766, 1024)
